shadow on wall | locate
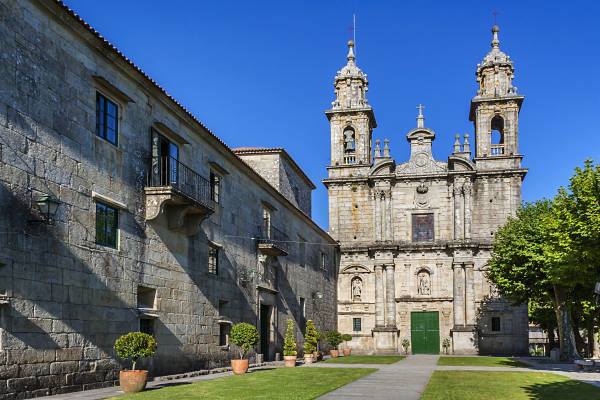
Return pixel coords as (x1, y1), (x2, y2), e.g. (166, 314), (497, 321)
(476, 294), (527, 356)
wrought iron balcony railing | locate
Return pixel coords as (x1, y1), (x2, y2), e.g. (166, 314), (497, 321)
(148, 155), (213, 207)
(258, 218), (289, 254)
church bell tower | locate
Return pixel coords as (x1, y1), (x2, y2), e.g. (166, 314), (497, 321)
(325, 40), (376, 167)
(469, 25), (524, 170)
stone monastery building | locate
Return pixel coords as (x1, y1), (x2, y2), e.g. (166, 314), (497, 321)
(324, 28), (529, 355)
(0, 0), (338, 398)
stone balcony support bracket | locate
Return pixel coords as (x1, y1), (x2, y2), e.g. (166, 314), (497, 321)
(144, 187), (214, 236)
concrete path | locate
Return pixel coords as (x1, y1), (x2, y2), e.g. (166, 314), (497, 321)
(312, 355), (439, 400)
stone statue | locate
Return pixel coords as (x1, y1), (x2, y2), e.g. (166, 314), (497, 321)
(352, 277), (362, 301)
(417, 271), (431, 295)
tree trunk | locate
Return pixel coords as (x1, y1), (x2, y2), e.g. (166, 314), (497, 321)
(553, 284), (581, 360)
(572, 322), (585, 356)
(586, 322), (594, 359)
(547, 328), (557, 353)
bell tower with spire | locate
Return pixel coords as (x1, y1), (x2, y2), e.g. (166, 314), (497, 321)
(469, 25), (524, 170)
(325, 40), (376, 167)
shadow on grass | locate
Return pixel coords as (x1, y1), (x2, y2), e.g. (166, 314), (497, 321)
(522, 379), (600, 399)
(145, 367), (280, 391)
(498, 359), (529, 368)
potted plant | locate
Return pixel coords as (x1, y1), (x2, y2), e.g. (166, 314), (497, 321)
(442, 338), (451, 355)
(314, 331), (326, 361)
(230, 322), (259, 374)
(114, 332), (157, 393)
(283, 319), (297, 367)
(401, 338), (410, 355)
(326, 330), (342, 358)
(341, 334), (353, 356)
(303, 320), (318, 364)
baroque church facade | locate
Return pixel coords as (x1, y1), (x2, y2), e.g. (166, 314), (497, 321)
(324, 26), (529, 354)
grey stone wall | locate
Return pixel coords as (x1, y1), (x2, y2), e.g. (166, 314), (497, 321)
(0, 1), (338, 398)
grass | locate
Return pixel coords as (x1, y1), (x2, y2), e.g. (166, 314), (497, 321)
(323, 355), (405, 364)
(421, 371), (600, 399)
(113, 367), (377, 399)
(437, 356), (529, 368)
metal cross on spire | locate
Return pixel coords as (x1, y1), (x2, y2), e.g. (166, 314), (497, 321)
(492, 9), (501, 25)
(347, 14), (356, 51)
(417, 104), (425, 116)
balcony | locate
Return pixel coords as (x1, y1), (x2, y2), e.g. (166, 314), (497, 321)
(490, 144), (505, 156)
(145, 155), (215, 236)
(257, 219), (288, 256)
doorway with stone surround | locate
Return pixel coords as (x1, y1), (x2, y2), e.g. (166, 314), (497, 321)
(260, 303), (273, 361)
(411, 311), (440, 354)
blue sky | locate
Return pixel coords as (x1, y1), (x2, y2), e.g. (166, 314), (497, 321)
(65, 0), (600, 230)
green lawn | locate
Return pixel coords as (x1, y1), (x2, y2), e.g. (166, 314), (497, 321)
(437, 356), (529, 368)
(422, 371), (600, 399)
(113, 367), (377, 399)
(323, 355), (405, 364)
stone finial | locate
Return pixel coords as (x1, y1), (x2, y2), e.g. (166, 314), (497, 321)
(383, 139), (390, 157)
(453, 134), (461, 153)
(463, 134), (470, 153)
(347, 40), (356, 62)
(374, 139), (381, 157)
(491, 25), (500, 49)
(416, 104), (425, 128)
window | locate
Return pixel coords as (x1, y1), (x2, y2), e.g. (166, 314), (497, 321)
(96, 202), (118, 248)
(298, 237), (306, 268)
(412, 213), (434, 242)
(208, 245), (218, 275)
(139, 318), (154, 336)
(491, 317), (501, 332)
(490, 115), (504, 156)
(320, 252), (327, 271)
(210, 172), (220, 203)
(353, 318), (361, 332)
(219, 323), (230, 346)
(96, 92), (118, 145)
(262, 208), (271, 238)
(343, 127), (356, 164)
(137, 286), (156, 309)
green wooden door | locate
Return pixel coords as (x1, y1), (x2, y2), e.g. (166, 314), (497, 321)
(411, 311), (440, 354)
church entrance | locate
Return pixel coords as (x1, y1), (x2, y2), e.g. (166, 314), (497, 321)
(411, 311), (440, 354)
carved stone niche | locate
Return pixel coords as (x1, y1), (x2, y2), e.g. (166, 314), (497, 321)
(145, 187), (215, 236)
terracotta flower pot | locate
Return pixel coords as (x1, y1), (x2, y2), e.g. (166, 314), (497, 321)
(283, 355), (297, 367)
(330, 349), (339, 358)
(313, 351), (323, 361)
(231, 359), (249, 375)
(343, 348), (351, 356)
(119, 370), (148, 393)
(304, 354), (314, 364)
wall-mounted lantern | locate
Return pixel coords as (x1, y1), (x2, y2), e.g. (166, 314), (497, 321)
(34, 195), (60, 223)
(312, 291), (323, 300)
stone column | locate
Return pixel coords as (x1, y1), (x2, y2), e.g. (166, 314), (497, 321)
(374, 265), (385, 326)
(384, 191), (392, 241)
(374, 191), (381, 241)
(453, 184), (463, 240)
(465, 263), (476, 325)
(385, 264), (396, 327)
(463, 181), (472, 240)
(452, 263), (465, 327)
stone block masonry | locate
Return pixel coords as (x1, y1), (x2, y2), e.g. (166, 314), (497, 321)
(0, 0), (339, 398)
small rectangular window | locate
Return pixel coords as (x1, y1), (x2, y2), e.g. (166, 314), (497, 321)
(353, 318), (361, 332)
(219, 323), (230, 346)
(139, 318), (154, 336)
(208, 245), (218, 275)
(320, 253), (327, 271)
(137, 286), (156, 309)
(262, 208), (271, 238)
(491, 317), (501, 332)
(412, 213), (434, 242)
(96, 92), (118, 145)
(96, 202), (118, 248)
(210, 172), (220, 203)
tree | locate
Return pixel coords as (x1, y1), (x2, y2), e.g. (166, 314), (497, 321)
(230, 323), (259, 360)
(304, 320), (318, 354)
(114, 332), (157, 371)
(283, 319), (297, 357)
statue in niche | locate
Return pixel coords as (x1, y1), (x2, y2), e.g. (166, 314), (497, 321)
(351, 277), (362, 301)
(417, 271), (431, 295)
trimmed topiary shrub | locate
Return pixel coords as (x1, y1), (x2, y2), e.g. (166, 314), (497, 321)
(326, 330), (342, 347)
(341, 333), (352, 347)
(114, 332), (157, 370)
(283, 319), (297, 356)
(230, 322), (259, 360)
(304, 320), (318, 354)
(402, 338), (410, 354)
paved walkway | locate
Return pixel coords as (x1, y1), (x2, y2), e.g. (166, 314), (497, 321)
(312, 355), (439, 400)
